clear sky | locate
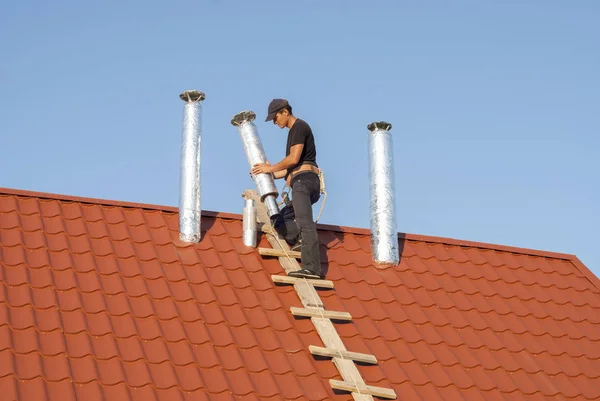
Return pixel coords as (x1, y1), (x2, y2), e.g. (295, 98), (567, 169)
(1, 1), (598, 276)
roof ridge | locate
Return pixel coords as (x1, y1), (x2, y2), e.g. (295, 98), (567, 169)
(0, 186), (237, 219)
(0, 186), (579, 262)
(401, 232), (577, 261)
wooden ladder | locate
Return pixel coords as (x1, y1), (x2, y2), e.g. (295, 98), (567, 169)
(243, 190), (397, 400)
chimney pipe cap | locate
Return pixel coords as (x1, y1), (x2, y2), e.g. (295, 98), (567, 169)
(367, 121), (392, 132)
(179, 90), (206, 102)
(231, 110), (256, 126)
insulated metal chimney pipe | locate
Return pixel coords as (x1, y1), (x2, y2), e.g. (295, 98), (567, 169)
(178, 89), (205, 243)
(368, 121), (399, 265)
(231, 110), (280, 218)
(242, 198), (258, 247)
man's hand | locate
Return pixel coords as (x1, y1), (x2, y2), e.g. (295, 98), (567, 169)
(251, 162), (273, 176)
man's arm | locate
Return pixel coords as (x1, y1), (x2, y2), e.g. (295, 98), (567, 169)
(272, 169), (287, 179)
(251, 144), (304, 176)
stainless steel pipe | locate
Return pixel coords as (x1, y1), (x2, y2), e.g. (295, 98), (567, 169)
(242, 198), (258, 247)
(178, 89), (205, 243)
(368, 121), (399, 265)
(231, 110), (280, 218)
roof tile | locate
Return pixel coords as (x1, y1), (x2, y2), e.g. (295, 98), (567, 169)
(37, 198), (59, 217)
(18, 198), (41, 216)
(150, 228), (174, 248)
(0, 194), (17, 212)
(1, 228), (25, 248)
(415, 321), (444, 344)
(432, 324), (464, 347)
(219, 286), (251, 308)
(0, 210), (20, 230)
(223, 266), (252, 289)
(572, 374), (600, 399)
(195, 365), (228, 393)
(179, 264), (207, 285)
(43, 215), (69, 235)
(84, 219), (109, 240)
(154, 243), (179, 264)
(138, 210), (164, 229)
(237, 253), (268, 274)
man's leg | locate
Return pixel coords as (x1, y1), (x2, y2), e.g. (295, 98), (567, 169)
(272, 204), (300, 245)
(288, 174), (321, 278)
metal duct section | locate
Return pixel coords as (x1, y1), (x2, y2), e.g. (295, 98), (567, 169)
(178, 89), (205, 243)
(368, 121), (399, 265)
(242, 198), (257, 247)
(231, 110), (280, 218)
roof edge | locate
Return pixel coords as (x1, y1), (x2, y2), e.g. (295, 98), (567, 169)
(0, 186), (582, 262)
(569, 256), (600, 292)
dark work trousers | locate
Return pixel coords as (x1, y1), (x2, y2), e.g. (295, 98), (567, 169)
(273, 172), (321, 276)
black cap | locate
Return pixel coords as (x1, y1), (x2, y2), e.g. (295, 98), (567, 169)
(265, 98), (289, 122)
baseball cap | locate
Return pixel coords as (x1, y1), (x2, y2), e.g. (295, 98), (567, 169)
(265, 98), (289, 122)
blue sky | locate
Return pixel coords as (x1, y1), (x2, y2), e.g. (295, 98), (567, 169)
(1, 1), (598, 276)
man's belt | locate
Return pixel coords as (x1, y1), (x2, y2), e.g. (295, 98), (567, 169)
(289, 164), (320, 182)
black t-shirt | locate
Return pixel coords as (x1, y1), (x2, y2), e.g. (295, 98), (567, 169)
(285, 118), (317, 179)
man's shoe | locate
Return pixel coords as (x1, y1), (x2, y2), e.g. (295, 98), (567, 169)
(288, 269), (320, 279)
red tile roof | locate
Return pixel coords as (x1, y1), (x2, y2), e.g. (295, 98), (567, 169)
(1, 187), (599, 400)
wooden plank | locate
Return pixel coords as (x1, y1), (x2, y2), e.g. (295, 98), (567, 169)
(276, 256), (298, 274)
(334, 358), (366, 387)
(352, 394), (374, 401)
(294, 281), (323, 308)
(259, 247), (301, 258)
(271, 275), (334, 288)
(291, 307), (352, 321)
(312, 318), (347, 350)
(308, 345), (377, 364)
(329, 379), (396, 399)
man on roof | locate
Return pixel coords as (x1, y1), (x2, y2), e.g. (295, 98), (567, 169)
(251, 99), (323, 280)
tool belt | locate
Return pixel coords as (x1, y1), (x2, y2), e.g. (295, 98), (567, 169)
(287, 164), (320, 185)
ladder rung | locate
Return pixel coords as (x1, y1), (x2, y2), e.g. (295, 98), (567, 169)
(308, 345), (377, 364)
(290, 307), (352, 321)
(329, 379), (396, 399)
(271, 275), (334, 288)
(259, 247), (301, 258)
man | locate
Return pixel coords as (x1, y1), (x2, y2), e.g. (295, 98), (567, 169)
(251, 99), (323, 279)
